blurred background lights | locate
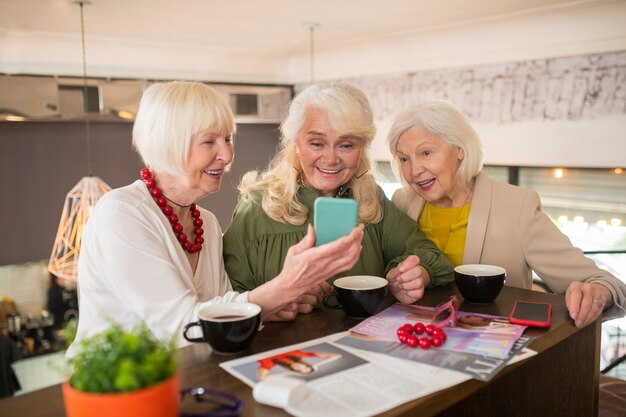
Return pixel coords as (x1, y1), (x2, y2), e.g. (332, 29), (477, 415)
(610, 218), (622, 227)
(552, 168), (565, 179)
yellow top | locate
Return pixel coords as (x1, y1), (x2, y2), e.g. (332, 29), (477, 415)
(419, 202), (470, 266)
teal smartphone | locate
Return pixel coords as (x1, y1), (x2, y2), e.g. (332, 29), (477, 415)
(313, 197), (358, 246)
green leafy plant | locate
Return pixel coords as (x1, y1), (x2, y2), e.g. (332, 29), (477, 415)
(67, 324), (178, 393)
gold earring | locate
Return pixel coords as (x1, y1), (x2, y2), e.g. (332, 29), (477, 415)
(355, 159), (369, 179)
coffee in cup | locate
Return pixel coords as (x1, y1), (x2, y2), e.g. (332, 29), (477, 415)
(183, 302), (261, 354)
(323, 275), (388, 318)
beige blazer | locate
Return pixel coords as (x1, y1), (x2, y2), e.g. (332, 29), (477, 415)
(393, 171), (626, 319)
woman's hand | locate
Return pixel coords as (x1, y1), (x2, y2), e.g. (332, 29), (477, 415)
(277, 224), (363, 298)
(296, 281), (334, 314)
(386, 255), (431, 304)
(263, 303), (298, 322)
(251, 224), (363, 317)
(566, 281), (613, 328)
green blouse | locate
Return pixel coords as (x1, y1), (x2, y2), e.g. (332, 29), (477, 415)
(223, 186), (454, 292)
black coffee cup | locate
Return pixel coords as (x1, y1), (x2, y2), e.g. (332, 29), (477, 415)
(183, 302), (261, 354)
(323, 275), (388, 318)
(454, 264), (506, 304)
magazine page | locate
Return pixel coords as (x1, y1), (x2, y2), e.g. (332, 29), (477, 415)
(220, 332), (471, 417)
(334, 332), (534, 382)
(350, 303), (527, 360)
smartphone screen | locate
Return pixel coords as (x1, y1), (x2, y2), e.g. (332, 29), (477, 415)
(313, 197), (358, 246)
(508, 301), (552, 328)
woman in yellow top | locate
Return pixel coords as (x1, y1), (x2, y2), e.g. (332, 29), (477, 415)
(387, 100), (626, 328)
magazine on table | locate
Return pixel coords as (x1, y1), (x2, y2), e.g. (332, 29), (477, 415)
(337, 302), (533, 381)
(350, 303), (527, 360)
(334, 332), (533, 382)
(220, 332), (472, 417)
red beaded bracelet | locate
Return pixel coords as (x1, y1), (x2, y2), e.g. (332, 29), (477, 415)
(396, 323), (447, 349)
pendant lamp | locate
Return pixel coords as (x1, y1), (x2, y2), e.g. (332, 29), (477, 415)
(303, 22), (319, 84)
(48, 0), (111, 281)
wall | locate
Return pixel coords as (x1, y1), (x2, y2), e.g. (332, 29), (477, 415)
(299, 50), (626, 168)
(0, 121), (280, 266)
(288, 1), (626, 83)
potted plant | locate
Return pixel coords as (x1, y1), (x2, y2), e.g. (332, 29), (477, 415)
(62, 324), (179, 417)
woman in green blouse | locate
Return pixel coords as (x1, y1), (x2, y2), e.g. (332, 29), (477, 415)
(223, 83), (454, 321)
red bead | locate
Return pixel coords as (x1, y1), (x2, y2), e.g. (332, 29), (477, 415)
(406, 335), (418, 348)
(402, 323), (414, 334)
(141, 169), (204, 255)
(413, 322), (426, 335)
(140, 168), (151, 180)
(425, 324), (436, 336)
(419, 337), (432, 349)
(431, 335), (444, 347)
(397, 328), (408, 338)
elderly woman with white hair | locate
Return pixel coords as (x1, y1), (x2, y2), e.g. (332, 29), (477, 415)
(387, 99), (626, 328)
(223, 83), (454, 321)
(68, 81), (365, 356)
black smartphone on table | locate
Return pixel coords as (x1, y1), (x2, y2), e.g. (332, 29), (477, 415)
(508, 300), (552, 328)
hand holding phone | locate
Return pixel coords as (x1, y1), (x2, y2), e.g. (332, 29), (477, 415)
(313, 197), (358, 246)
(508, 300), (552, 328)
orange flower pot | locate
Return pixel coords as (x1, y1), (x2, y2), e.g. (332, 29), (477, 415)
(62, 373), (179, 417)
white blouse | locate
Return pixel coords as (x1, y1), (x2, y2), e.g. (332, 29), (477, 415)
(67, 180), (247, 357)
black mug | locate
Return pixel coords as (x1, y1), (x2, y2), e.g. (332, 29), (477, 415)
(183, 302), (261, 354)
(323, 275), (388, 318)
(454, 264), (506, 304)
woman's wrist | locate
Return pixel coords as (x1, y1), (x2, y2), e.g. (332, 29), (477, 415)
(249, 275), (299, 315)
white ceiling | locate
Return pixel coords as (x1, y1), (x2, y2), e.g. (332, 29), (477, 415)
(1, 0), (623, 83)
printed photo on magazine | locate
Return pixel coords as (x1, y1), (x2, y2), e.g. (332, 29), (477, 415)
(222, 342), (368, 387)
(350, 303), (527, 360)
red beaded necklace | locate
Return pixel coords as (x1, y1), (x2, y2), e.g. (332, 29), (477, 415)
(140, 168), (204, 254)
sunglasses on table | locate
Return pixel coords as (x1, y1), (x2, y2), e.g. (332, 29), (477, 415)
(180, 387), (244, 417)
(431, 295), (459, 328)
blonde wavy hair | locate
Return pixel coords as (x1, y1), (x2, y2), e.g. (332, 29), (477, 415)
(239, 82), (383, 225)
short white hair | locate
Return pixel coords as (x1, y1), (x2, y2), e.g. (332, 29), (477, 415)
(281, 82), (376, 147)
(132, 81), (235, 176)
(387, 100), (483, 185)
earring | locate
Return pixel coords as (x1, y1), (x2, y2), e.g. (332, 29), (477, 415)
(354, 159), (369, 179)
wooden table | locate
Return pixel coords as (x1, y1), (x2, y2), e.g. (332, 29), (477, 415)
(0, 285), (600, 417)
